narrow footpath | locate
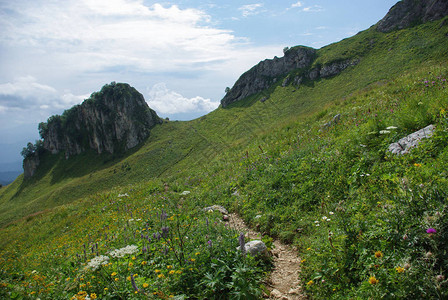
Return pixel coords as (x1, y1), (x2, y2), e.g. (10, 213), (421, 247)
(229, 213), (306, 300)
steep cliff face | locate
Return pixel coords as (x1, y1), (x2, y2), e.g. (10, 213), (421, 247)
(221, 46), (317, 108)
(39, 82), (161, 159)
(220, 46), (360, 108)
(376, 0), (448, 33)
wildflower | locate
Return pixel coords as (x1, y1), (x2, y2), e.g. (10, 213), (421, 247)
(404, 263), (411, 270)
(143, 283), (149, 288)
(307, 247), (312, 251)
(176, 270), (182, 274)
(396, 267), (405, 273)
(109, 245), (138, 258)
(195, 252), (200, 256)
(379, 130), (391, 134)
(414, 163), (422, 167)
(155, 269), (161, 273)
(115, 278), (119, 281)
(386, 126), (398, 130)
(436, 275), (445, 282)
(111, 272), (117, 276)
(129, 262), (134, 267)
(307, 280), (313, 286)
(374, 251), (383, 258)
(169, 270), (175, 275)
(314, 220), (319, 223)
(130, 274), (139, 292)
(180, 191), (190, 196)
(85, 255), (109, 271)
(207, 240), (212, 247)
(141, 261), (147, 266)
(158, 274), (164, 279)
(368, 276), (379, 285)
(238, 233), (246, 256)
(426, 228), (437, 234)
(132, 256), (136, 260)
(189, 258), (196, 262)
(322, 216), (328, 221)
(329, 211), (334, 215)
(90, 293), (97, 299)
(167, 265), (173, 269)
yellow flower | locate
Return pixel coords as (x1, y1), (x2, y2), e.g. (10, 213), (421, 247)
(127, 276), (131, 281)
(111, 272), (117, 276)
(195, 252), (200, 256)
(176, 270), (182, 274)
(306, 247), (312, 251)
(368, 276), (379, 285)
(301, 259), (306, 263)
(169, 270), (175, 275)
(396, 267), (405, 273)
(114, 278), (119, 282)
(90, 293), (97, 299)
(155, 269), (161, 273)
(414, 163), (422, 167)
(141, 261), (147, 265)
(129, 262), (134, 267)
(167, 265), (173, 269)
(158, 274), (165, 278)
(104, 288), (108, 291)
(374, 251), (383, 258)
(143, 283), (149, 288)
(189, 258), (196, 262)
(307, 280), (313, 286)
(132, 256), (136, 260)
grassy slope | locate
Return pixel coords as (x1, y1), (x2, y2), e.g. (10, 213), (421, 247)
(0, 17), (448, 298)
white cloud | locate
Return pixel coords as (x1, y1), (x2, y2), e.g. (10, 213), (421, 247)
(239, 3), (264, 17)
(291, 1), (303, 8)
(0, 76), (85, 113)
(147, 83), (219, 114)
(303, 5), (324, 12)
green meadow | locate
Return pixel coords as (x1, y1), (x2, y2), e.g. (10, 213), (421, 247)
(1, 17), (448, 299)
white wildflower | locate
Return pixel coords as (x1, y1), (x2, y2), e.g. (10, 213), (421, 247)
(118, 193), (129, 198)
(329, 211), (334, 215)
(109, 245), (138, 258)
(85, 255), (109, 271)
(314, 220), (319, 223)
(322, 216), (328, 221)
(386, 126), (398, 130)
(326, 219), (331, 222)
(316, 224), (320, 227)
(379, 130), (391, 134)
(180, 191), (190, 196)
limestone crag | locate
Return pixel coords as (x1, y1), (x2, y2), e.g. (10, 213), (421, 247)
(221, 47), (316, 107)
(40, 82), (161, 159)
(220, 47), (360, 108)
(23, 154), (40, 178)
(376, 0), (448, 33)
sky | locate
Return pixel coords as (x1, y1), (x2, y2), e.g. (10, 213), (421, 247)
(0, 0), (398, 169)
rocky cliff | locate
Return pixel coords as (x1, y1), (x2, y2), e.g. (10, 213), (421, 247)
(376, 0), (448, 33)
(220, 46), (360, 108)
(38, 82), (161, 160)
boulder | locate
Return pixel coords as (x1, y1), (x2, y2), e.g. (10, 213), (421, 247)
(203, 205), (228, 215)
(237, 240), (268, 257)
(388, 124), (435, 155)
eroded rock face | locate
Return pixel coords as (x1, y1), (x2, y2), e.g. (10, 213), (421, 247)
(220, 47), (360, 108)
(377, 0), (448, 33)
(221, 47), (316, 108)
(40, 82), (161, 159)
(23, 154), (40, 179)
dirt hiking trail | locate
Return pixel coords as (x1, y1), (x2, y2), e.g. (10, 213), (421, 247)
(229, 213), (307, 299)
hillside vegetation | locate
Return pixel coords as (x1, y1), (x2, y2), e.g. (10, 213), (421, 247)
(1, 15), (448, 299)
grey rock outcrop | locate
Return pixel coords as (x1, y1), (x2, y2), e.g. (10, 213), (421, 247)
(237, 240), (268, 257)
(377, 0), (448, 33)
(203, 205), (229, 215)
(221, 47), (316, 107)
(388, 124), (435, 154)
(39, 82), (161, 159)
(23, 153), (40, 179)
(220, 47), (360, 108)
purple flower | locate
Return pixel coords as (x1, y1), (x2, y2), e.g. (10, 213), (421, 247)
(238, 233), (246, 256)
(426, 228), (437, 234)
(207, 240), (212, 247)
(130, 274), (139, 292)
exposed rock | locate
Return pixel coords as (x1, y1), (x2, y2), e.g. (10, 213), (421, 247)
(23, 153), (40, 179)
(377, 0), (448, 33)
(388, 124), (435, 154)
(239, 240), (268, 257)
(39, 82), (161, 159)
(203, 205), (228, 215)
(270, 289), (283, 299)
(320, 114), (342, 131)
(320, 59), (359, 78)
(221, 47), (316, 107)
